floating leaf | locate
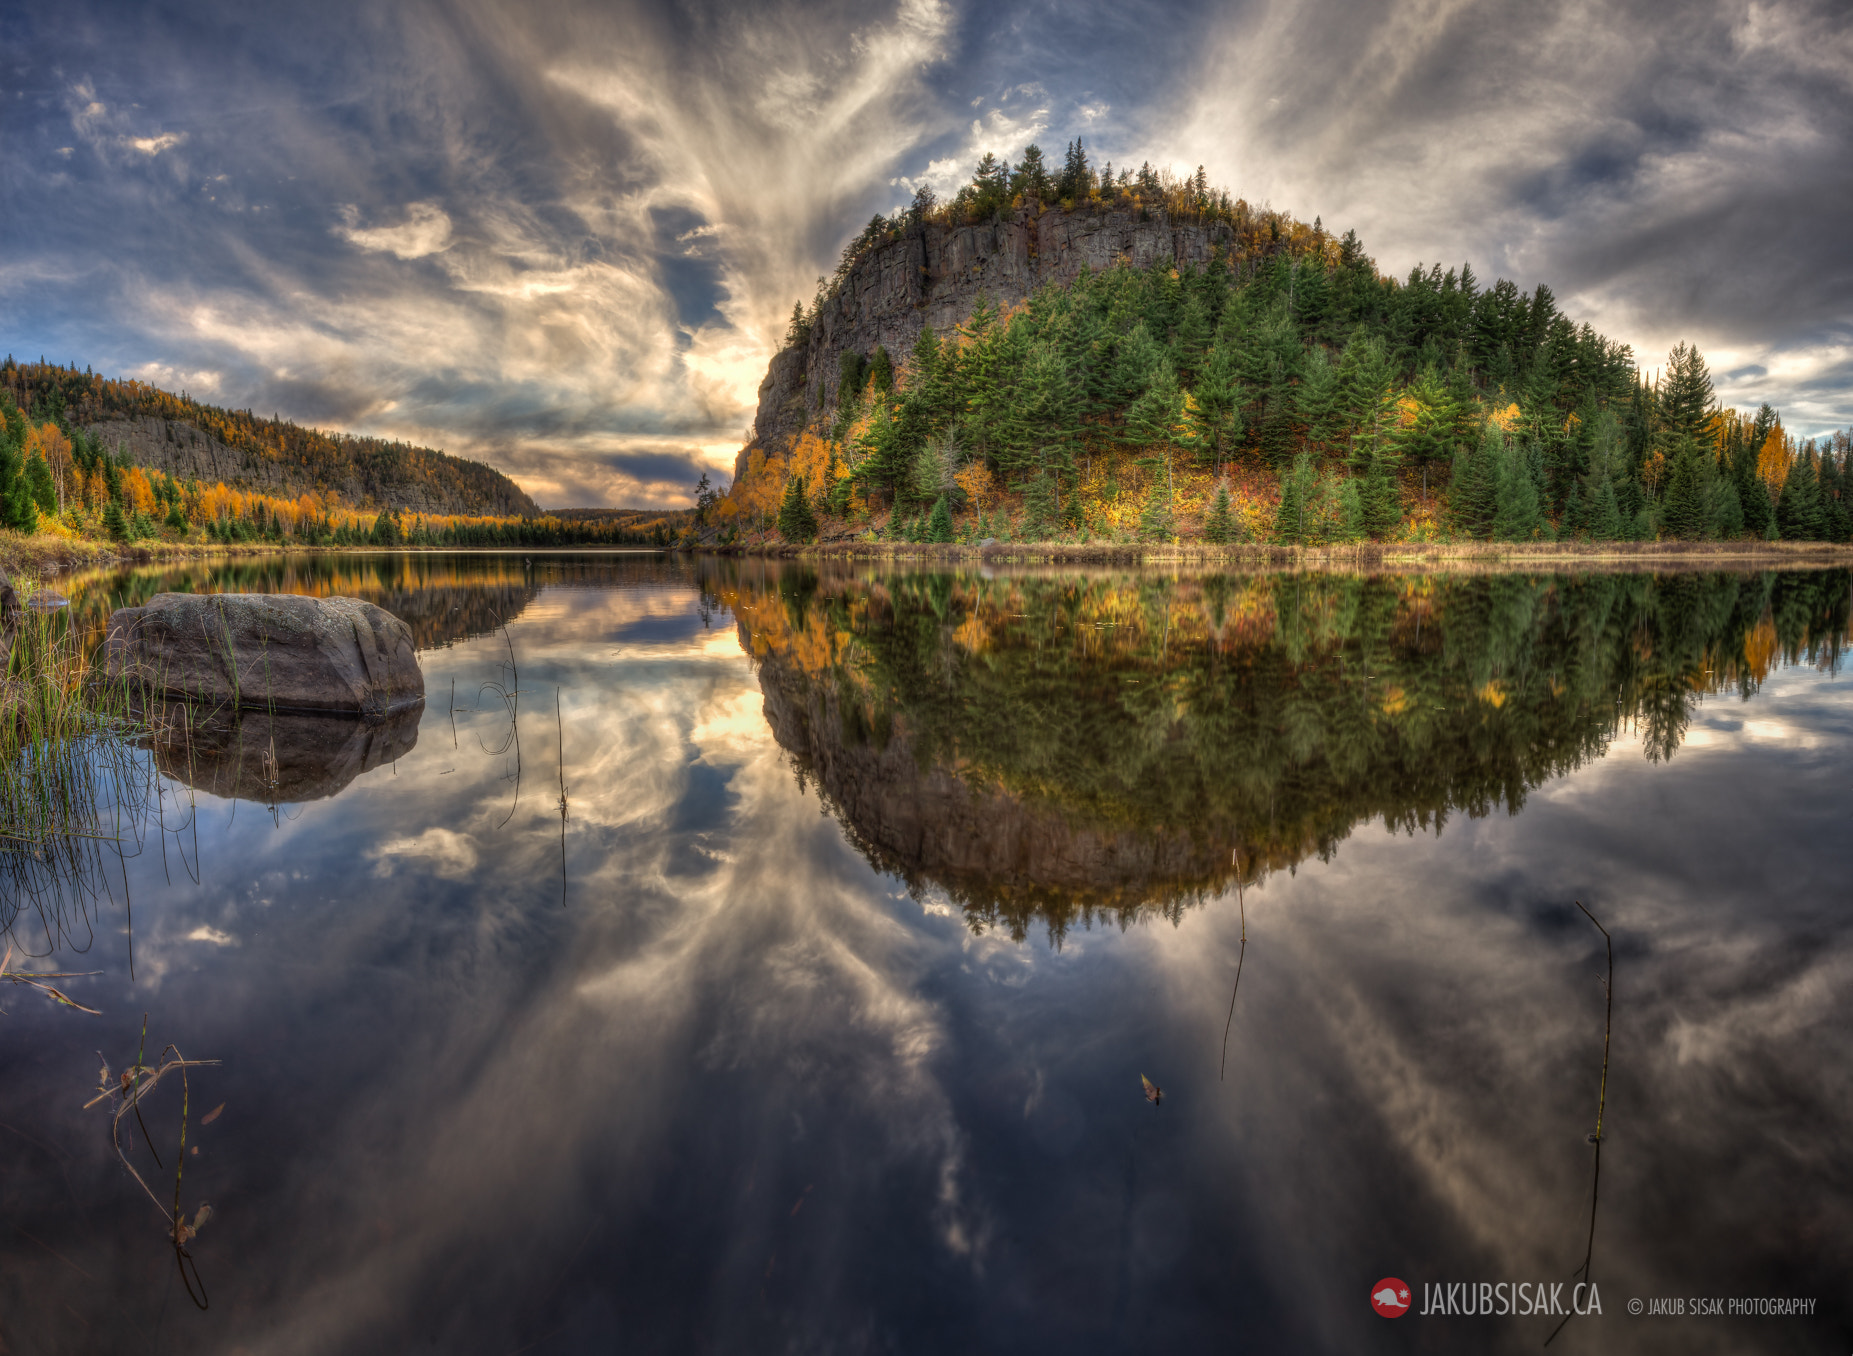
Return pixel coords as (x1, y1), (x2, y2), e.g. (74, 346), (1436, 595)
(201, 1103), (225, 1125)
(1141, 1073), (1163, 1106)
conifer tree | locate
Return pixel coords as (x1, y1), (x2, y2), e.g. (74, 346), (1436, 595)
(1450, 424), (1502, 539)
(777, 474), (818, 542)
(1136, 466), (1174, 541)
(1775, 447), (1825, 540)
(1204, 481), (1237, 543)
(1492, 437), (1543, 540)
(1659, 436), (1714, 539)
(867, 345), (894, 395)
(926, 495), (953, 542)
(1275, 453), (1317, 544)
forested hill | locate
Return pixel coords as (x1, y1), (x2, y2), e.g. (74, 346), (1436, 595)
(725, 143), (1850, 547)
(1, 359), (539, 517)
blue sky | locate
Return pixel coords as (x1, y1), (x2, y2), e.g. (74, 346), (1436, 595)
(5, 0), (1850, 507)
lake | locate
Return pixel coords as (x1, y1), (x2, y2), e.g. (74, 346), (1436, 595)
(2, 552), (1849, 1354)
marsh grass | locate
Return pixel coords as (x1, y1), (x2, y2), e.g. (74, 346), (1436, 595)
(0, 597), (173, 961)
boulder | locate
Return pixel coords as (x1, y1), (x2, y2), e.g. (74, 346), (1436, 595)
(104, 593), (424, 719)
(143, 703), (420, 802)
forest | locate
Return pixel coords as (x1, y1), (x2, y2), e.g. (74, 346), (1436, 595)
(718, 561), (1851, 937)
(722, 142), (1853, 548)
(0, 367), (692, 551)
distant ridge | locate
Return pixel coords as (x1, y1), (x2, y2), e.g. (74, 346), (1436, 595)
(2, 358), (539, 518)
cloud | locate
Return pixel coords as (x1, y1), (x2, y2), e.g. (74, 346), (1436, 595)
(7, 0), (1850, 510)
(334, 201), (454, 259)
(368, 827), (481, 879)
(1150, 0), (1853, 436)
(126, 132), (187, 156)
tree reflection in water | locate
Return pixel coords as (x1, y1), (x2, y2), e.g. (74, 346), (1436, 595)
(712, 562), (1849, 940)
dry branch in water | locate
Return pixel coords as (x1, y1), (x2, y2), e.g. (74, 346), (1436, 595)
(88, 1017), (221, 1308)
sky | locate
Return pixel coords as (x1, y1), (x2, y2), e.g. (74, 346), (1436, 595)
(4, 0), (1850, 509)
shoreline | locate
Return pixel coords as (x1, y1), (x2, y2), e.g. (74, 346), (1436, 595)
(7, 533), (1853, 580)
(705, 537), (1853, 571)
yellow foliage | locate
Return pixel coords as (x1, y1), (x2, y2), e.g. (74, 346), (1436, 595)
(22, 423), (72, 471)
(1476, 679), (1507, 708)
(1756, 426), (1792, 498)
(955, 462), (994, 513)
(1488, 403), (1523, 433)
(33, 509), (77, 540)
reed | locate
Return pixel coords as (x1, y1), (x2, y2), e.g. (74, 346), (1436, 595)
(0, 590), (161, 953)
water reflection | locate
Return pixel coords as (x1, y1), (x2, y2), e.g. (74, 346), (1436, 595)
(0, 553), (1846, 1355)
(142, 704), (421, 804)
(716, 563), (1850, 938)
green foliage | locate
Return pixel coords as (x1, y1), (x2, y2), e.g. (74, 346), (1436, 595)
(1275, 453), (1317, 544)
(778, 474), (819, 542)
(926, 495), (954, 542)
(1203, 482), (1237, 544)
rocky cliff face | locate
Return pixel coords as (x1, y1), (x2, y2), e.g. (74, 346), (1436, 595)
(747, 203), (1245, 470)
(83, 416), (538, 517)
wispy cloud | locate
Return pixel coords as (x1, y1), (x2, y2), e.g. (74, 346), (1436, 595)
(5, 0), (1849, 513)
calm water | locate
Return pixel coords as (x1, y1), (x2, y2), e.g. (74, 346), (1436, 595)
(2, 553), (1850, 1354)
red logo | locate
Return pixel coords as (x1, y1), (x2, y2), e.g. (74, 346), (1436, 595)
(1371, 1277), (1412, 1317)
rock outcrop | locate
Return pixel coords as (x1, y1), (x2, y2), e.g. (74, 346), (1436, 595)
(104, 594), (424, 719)
(747, 202), (1248, 471)
(82, 416), (538, 517)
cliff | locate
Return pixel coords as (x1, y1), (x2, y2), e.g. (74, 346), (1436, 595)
(2, 360), (540, 517)
(81, 415), (538, 517)
(747, 201), (1251, 473)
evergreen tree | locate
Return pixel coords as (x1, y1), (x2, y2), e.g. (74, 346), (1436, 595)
(24, 453), (55, 516)
(926, 495), (953, 542)
(1450, 424), (1502, 539)
(777, 474), (818, 542)
(1135, 466), (1175, 541)
(1023, 468), (1060, 537)
(101, 499), (128, 541)
(1204, 481), (1237, 543)
(1275, 453), (1317, 544)
(1659, 436), (1714, 539)
(867, 345), (894, 395)
(1009, 144), (1053, 201)
(1775, 447), (1825, 541)
(1492, 438), (1544, 541)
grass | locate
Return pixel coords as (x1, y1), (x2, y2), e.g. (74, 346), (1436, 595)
(0, 577), (164, 959)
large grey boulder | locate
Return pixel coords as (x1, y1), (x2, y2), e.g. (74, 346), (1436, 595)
(104, 593), (424, 719)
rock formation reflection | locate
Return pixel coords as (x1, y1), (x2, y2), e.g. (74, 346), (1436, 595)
(716, 563), (1851, 938)
(143, 704), (421, 804)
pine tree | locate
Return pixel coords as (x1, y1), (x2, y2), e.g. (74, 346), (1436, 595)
(1204, 481), (1237, 543)
(867, 345), (894, 395)
(926, 495), (953, 542)
(1659, 436), (1714, 539)
(1009, 144), (1052, 201)
(1775, 447), (1825, 540)
(102, 498), (127, 541)
(777, 474), (818, 542)
(1492, 438), (1543, 541)
(1136, 467), (1174, 541)
(1275, 453), (1317, 544)
(1450, 424), (1501, 539)
(1023, 469), (1059, 537)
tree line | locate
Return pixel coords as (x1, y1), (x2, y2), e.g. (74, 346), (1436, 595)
(742, 146), (1849, 546)
(0, 384), (689, 549)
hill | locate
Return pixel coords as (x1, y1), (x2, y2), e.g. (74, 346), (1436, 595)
(720, 146), (1850, 547)
(1, 359), (539, 517)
